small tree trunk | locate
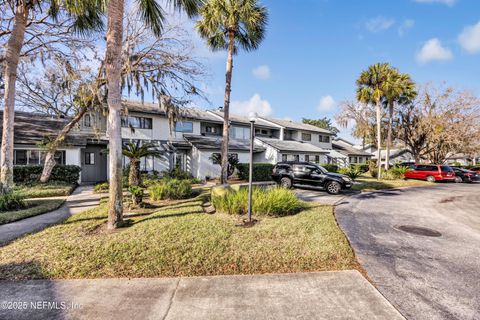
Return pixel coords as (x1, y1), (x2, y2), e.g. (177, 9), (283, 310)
(1, 4), (29, 193)
(40, 106), (88, 183)
(385, 101), (394, 171)
(105, 0), (125, 229)
(220, 30), (235, 185)
(375, 100), (382, 180)
(129, 159), (140, 186)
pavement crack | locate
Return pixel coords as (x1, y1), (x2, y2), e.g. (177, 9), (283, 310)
(162, 278), (180, 320)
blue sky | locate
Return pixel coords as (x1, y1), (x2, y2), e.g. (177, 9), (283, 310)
(185, 0), (480, 141)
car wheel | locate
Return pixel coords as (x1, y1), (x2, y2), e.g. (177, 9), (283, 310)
(325, 181), (341, 195)
(454, 176), (463, 183)
(280, 177), (292, 189)
(426, 175), (435, 183)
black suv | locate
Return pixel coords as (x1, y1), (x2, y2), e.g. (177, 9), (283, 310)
(271, 162), (353, 194)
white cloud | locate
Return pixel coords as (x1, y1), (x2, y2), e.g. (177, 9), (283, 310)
(317, 95), (336, 112)
(365, 16), (395, 33)
(252, 65), (271, 80)
(398, 19), (415, 36)
(230, 94), (273, 117)
(413, 0), (456, 6)
(416, 38), (453, 64)
(458, 21), (480, 54)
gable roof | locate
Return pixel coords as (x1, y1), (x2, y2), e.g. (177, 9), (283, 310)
(209, 110), (279, 128)
(332, 141), (373, 157)
(184, 134), (265, 152)
(259, 117), (332, 134)
(258, 138), (329, 153)
(0, 111), (89, 146)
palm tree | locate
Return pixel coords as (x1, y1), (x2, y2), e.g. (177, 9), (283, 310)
(196, 0), (268, 184)
(356, 63), (393, 180)
(1, 0), (103, 193)
(383, 71), (417, 170)
(122, 141), (163, 186)
(104, 0), (199, 229)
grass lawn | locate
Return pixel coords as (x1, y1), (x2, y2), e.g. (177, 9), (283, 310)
(14, 182), (76, 198)
(352, 176), (433, 192)
(0, 199), (65, 225)
(0, 197), (358, 280)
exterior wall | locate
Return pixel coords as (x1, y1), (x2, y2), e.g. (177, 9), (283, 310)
(190, 148), (250, 180)
(253, 140), (280, 164)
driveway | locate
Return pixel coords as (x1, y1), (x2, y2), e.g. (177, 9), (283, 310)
(335, 183), (480, 320)
(295, 186), (358, 205)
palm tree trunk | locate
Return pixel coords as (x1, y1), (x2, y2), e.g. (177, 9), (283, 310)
(129, 159), (140, 186)
(220, 30), (235, 185)
(375, 101), (382, 180)
(385, 101), (394, 171)
(105, 0), (125, 229)
(1, 4), (29, 193)
(40, 106), (88, 183)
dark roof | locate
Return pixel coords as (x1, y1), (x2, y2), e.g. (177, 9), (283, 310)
(259, 117), (332, 134)
(184, 134), (265, 152)
(210, 110), (279, 128)
(332, 142), (372, 157)
(0, 111), (89, 146)
(258, 138), (329, 153)
(123, 100), (222, 123)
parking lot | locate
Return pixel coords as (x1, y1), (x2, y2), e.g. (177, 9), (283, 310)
(335, 183), (480, 320)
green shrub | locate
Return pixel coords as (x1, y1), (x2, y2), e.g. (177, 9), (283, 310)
(320, 164), (338, 173)
(161, 168), (195, 180)
(128, 185), (145, 207)
(236, 163), (274, 182)
(338, 166), (362, 181)
(13, 165), (81, 184)
(212, 187), (306, 217)
(0, 192), (26, 211)
(352, 164), (369, 173)
(388, 166), (408, 179)
(93, 182), (109, 193)
(149, 179), (192, 200)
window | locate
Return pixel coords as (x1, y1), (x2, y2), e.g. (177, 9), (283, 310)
(319, 135), (330, 143)
(84, 114), (92, 127)
(121, 116), (153, 129)
(175, 121), (193, 133)
(229, 126), (250, 140)
(294, 154), (299, 161)
(85, 152), (95, 165)
(305, 155), (310, 162)
(205, 126), (219, 134)
(14, 150), (27, 165)
(315, 155), (320, 163)
(282, 154), (288, 162)
(302, 133), (311, 141)
(255, 128), (269, 135)
(28, 150), (40, 165)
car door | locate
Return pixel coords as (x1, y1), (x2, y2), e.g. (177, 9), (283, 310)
(306, 165), (324, 186)
(292, 164), (309, 184)
(410, 165), (423, 179)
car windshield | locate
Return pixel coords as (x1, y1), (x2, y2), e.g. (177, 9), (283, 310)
(440, 166), (453, 172)
(315, 165), (328, 174)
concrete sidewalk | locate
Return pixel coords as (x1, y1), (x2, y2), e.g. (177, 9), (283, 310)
(0, 185), (101, 245)
(0, 271), (404, 320)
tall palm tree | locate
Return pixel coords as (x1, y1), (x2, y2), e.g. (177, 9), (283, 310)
(122, 141), (163, 186)
(1, 0), (103, 193)
(356, 63), (393, 180)
(383, 71), (417, 170)
(196, 0), (268, 184)
(104, 0), (200, 229)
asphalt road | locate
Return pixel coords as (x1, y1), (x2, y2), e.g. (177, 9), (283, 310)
(335, 183), (480, 320)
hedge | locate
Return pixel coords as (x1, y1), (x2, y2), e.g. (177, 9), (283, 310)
(14, 165), (81, 184)
(237, 163), (274, 182)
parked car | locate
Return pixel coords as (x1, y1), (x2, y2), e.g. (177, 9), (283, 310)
(404, 164), (456, 182)
(451, 167), (480, 183)
(271, 161), (353, 194)
(468, 166), (480, 174)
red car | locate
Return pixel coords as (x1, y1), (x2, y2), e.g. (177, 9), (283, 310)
(468, 166), (480, 174)
(404, 164), (456, 182)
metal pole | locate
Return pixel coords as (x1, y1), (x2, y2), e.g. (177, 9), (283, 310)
(247, 120), (255, 222)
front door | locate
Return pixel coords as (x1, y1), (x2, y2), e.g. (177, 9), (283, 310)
(81, 145), (107, 183)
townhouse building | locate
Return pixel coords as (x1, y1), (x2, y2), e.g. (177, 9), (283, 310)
(2, 100), (344, 183)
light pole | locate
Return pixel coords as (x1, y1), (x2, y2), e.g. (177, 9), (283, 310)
(247, 112), (257, 224)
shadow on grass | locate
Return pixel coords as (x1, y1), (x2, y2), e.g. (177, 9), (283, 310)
(132, 209), (204, 225)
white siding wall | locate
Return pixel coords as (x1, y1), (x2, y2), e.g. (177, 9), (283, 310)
(190, 148), (250, 180)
